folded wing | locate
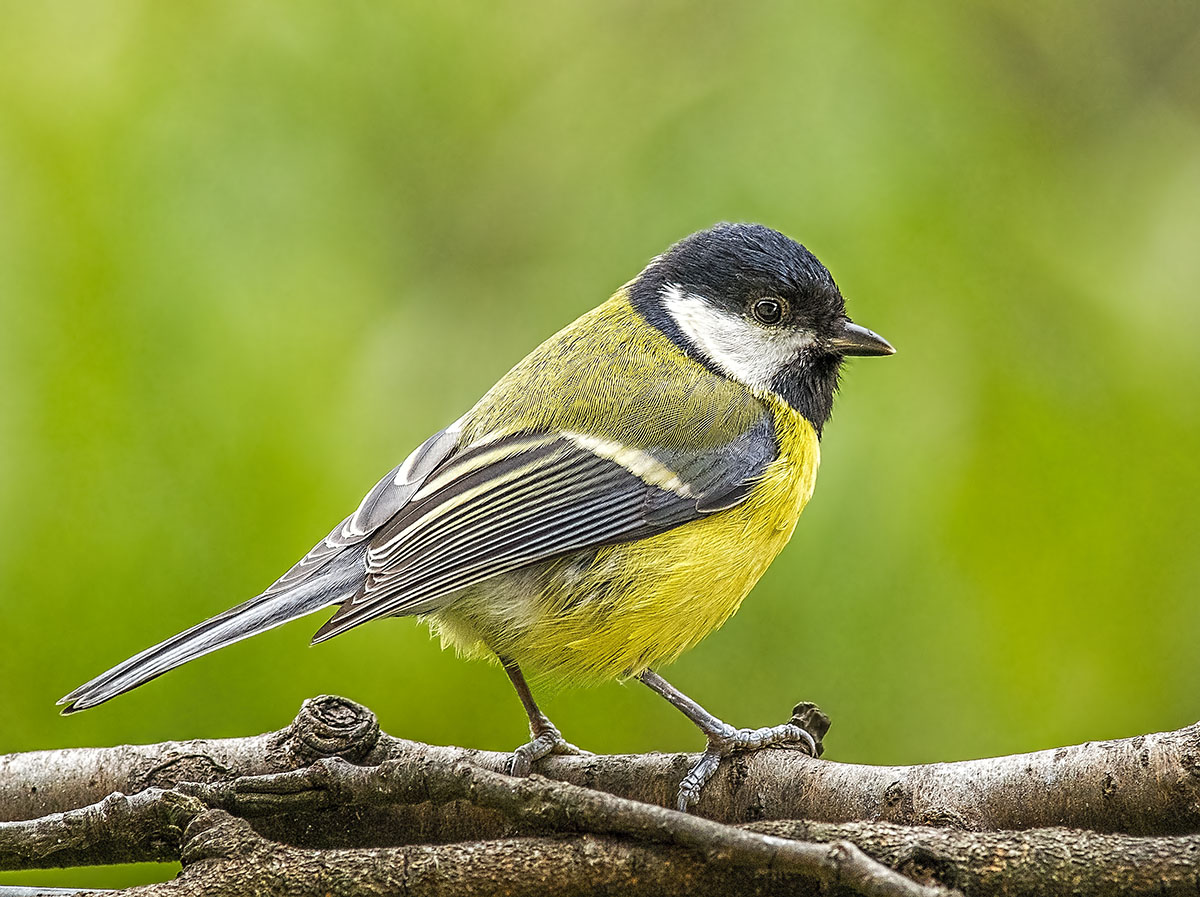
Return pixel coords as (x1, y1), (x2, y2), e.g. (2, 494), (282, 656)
(311, 418), (776, 642)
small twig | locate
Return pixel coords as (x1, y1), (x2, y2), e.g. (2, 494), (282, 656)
(0, 788), (202, 871)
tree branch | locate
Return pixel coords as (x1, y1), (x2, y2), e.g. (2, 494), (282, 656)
(193, 756), (949, 896)
(0, 787), (200, 869)
(136, 812), (1200, 897)
(749, 820), (1200, 897)
(4, 695), (1200, 895)
(7, 696), (1199, 834)
(121, 809), (932, 897)
(0, 695), (379, 824)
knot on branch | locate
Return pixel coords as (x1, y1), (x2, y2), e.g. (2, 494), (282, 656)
(272, 694), (380, 767)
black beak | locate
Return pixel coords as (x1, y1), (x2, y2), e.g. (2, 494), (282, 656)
(831, 320), (895, 357)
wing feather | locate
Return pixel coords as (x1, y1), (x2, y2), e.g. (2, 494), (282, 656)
(369, 442), (591, 562)
(379, 463), (624, 584)
(310, 418), (777, 644)
(383, 473), (642, 595)
(361, 494), (644, 615)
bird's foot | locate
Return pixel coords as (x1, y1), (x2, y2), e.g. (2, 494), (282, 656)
(677, 712), (822, 812)
(510, 718), (591, 777)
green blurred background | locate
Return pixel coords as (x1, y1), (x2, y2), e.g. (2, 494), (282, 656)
(3, 0), (1199, 888)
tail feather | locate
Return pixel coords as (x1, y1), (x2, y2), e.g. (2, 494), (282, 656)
(59, 545), (367, 713)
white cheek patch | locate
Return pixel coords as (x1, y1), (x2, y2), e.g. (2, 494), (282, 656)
(662, 284), (815, 395)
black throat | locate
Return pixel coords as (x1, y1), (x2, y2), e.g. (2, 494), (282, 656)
(770, 354), (841, 438)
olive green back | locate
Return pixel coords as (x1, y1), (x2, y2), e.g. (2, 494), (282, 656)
(460, 293), (767, 451)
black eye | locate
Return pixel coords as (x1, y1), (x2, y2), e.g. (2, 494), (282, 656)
(752, 298), (784, 325)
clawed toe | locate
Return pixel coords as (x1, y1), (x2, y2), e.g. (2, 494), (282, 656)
(676, 721), (818, 811)
(510, 724), (591, 777)
(634, 669), (827, 813)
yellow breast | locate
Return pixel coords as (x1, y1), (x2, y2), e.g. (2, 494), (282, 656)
(428, 397), (821, 684)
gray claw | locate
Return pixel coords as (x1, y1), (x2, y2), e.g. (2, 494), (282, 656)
(677, 721), (817, 811)
(677, 746), (724, 811)
(509, 723), (591, 777)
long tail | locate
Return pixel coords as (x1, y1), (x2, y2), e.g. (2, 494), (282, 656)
(58, 544), (368, 714)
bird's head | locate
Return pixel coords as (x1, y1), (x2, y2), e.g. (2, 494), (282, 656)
(629, 222), (893, 434)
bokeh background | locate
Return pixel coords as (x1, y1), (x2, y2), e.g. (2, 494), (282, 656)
(3, 0), (1199, 888)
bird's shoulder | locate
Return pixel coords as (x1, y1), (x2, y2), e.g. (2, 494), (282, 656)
(459, 292), (771, 453)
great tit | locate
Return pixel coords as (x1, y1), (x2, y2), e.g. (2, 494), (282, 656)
(60, 223), (893, 809)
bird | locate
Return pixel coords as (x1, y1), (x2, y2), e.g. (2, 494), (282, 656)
(59, 222), (894, 810)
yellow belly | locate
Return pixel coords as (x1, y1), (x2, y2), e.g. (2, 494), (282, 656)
(426, 399), (820, 684)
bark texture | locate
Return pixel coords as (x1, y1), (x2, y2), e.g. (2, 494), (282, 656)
(2, 695), (1199, 896)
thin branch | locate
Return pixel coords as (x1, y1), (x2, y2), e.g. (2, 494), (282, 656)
(750, 820), (1200, 897)
(123, 809), (1200, 897)
(0, 789), (202, 870)
(123, 809), (946, 897)
(192, 756), (951, 897)
(110, 809), (771, 897)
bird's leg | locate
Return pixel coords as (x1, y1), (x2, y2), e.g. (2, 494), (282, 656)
(638, 669), (818, 811)
(501, 655), (591, 776)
